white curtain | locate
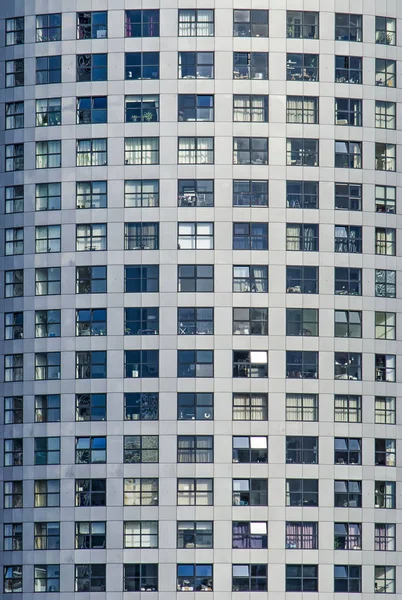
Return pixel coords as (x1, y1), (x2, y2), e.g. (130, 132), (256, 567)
(197, 138), (213, 163)
(92, 139), (106, 166)
(179, 10), (194, 36)
(287, 225), (301, 250)
(286, 394), (317, 421)
(197, 10), (213, 35)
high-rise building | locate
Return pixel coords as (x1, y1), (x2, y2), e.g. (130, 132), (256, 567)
(1, 1), (401, 596)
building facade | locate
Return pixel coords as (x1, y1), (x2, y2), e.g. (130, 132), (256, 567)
(1, 0), (402, 596)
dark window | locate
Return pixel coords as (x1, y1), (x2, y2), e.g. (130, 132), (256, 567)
(125, 10), (159, 37)
(34, 437), (60, 465)
(77, 96), (107, 124)
(287, 138), (319, 166)
(233, 137), (268, 165)
(75, 437), (106, 464)
(374, 566), (396, 594)
(375, 439), (396, 467)
(335, 268), (362, 297)
(376, 58), (396, 87)
(125, 52), (159, 79)
(125, 95), (159, 123)
(124, 478), (158, 506)
(4, 312), (23, 340)
(286, 351), (318, 379)
(287, 223), (319, 251)
(125, 265), (159, 293)
(334, 225), (362, 252)
(334, 480), (362, 507)
(375, 354), (396, 382)
(334, 523), (362, 550)
(335, 438), (362, 465)
(233, 10), (268, 37)
(286, 96), (318, 124)
(125, 307), (159, 335)
(179, 180), (213, 207)
(178, 393), (213, 420)
(233, 436), (268, 463)
(4, 439), (23, 467)
(4, 354), (23, 382)
(76, 181), (106, 209)
(178, 308), (213, 335)
(177, 479), (213, 506)
(375, 270), (395, 298)
(179, 52), (214, 79)
(34, 522), (59, 550)
(178, 265), (213, 292)
(233, 222), (268, 250)
(233, 521), (267, 549)
(178, 9), (214, 36)
(286, 522), (318, 549)
(177, 436), (213, 463)
(5, 59), (24, 88)
(376, 17), (396, 45)
(286, 266), (318, 294)
(76, 309), (106, 336)
(233, 95), (268, 122)
(6, 17), (24, 45)
(76, 266), (107, 293)
(234, 266), (268, 292)
(3, 566), (23, 594)
(286, 437), (318, 464)
(75, 564), (106, 592)
(334, 565), (362, 593)
(287, 11), (318, 38)
(75, 522), (106, 549)
(34, 480), (60, 508)
(124, 564), (158, 592)
(286, 479), (318, 506)
(35, 182), (61, 211)
(5, 101), (24, 130)
(77, 12), (107, 39)
(5, 227), (23, 255)
(375, 185), (396, 213)
(124, 435), (159, 463)
(287, 181), (318, 208)
(36, 56), (61, 84)
(286, 308), (318, 336)
(178, 522), (213, 549)
(335, 55), (362, 83)
(4, 396), (23, 425)
(125, 350), (159, 378)
(36, 13), (61, 41)
(232, 565), (268, 591)
(75, 351), (107, 379)
(76, 394), (106, 422)
(125, 222), (159, 250)
(179, 94), (214, 121)
(338, 395), (360, 422)
(177, 565), (213, 592)
(76, 54), (107, 81)
(233, 479), (267, 506)
(5, 186), (24, 214)
(178, 350), (213, 377)
(335, 97), (362, 126)
(34, 395), (60, 423)
(335, 183), (362, 210)
(335, 140), (362, 168)
(233, 308), (268, 335)
(124, 393), (159, 420)
(233, 350), (268, 378)
(335, 13), (362, 41)
(335, 310), (362, 337)
(335, 353), (362, 381)
(233, 52), (268, 79)
(75, 479), (106, 507)
(287, 53), (318, 81)
(233, 180), (267, 206)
